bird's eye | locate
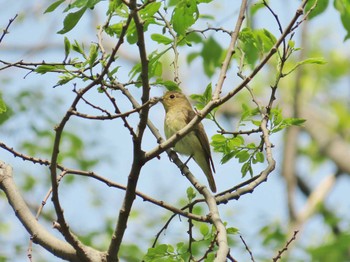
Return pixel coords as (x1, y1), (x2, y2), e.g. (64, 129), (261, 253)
(169, 94), (175, 99)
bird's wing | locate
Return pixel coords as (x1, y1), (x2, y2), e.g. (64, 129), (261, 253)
(185, 110), (216, 173)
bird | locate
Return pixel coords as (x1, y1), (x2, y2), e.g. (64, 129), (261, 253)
(160, 91), (217, 193)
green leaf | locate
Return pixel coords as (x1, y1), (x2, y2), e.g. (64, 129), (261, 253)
(108, 66), (121, 79)
(57, 74), (75, 85)
(157, 80), (180, 91)
(306, 0), (329, 20)
(299, 57), (328, 65)
(186, 187), (196, 202)
(148, 54), (163, 79)
(251, 120), (261, 126)
(334, 0), (350, 40)
(285, 118), (306, 126)
(199, 224), (209, 237)
(63, 0), (100, 11)
(288, 40), (295, 49)
(35, 65), (65, 74)
(44, 0), (65, 13)
(286, 57), (327, 75)
(236, 150), (250, 163)
(64, 37), (71, 59)
(151, 34), (173, 45)
(221, 151), (237, 164)
(227, 136), (244, 149)
(139, 2), (161, 20)
(58, 7), (87, 34)
(211, 134), (226, 144)
(187, 52), (200, 64)
(241, 162), (253, 178)
(255, 29), (277, 53)
(172, 0), (199, 35)
(0, 97), (7, 114)
(88, 44), (99, 67)
(107, 0), (123, 15)
(72, 40), (85, 56)
(255, 152), (265, 163)
(203, 83), (212, 103)
(227, 227), (239, 235)
(185, 32), (202, 44)
(201, 37), (223, 77)
(129, 62), (141, 80)
(250, 2), (265, 16)
(238, 28), (259, 66)
(105, 23), (124, 37)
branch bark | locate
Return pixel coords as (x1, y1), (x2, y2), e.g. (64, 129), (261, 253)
(0, 161), (107, 262)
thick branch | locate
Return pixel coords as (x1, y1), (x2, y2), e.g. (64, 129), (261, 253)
(0, 161), (106, 262)
(106, 1), (151, 260)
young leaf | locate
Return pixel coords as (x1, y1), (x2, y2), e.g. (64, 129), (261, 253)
(58, 7), (87, 34)
(285, 57), (327, 75)
(151, 34), (173, 45)
(64, 36), (71, 59)
(72, 40), (85, 56)
(171, 0), (199, 35)
(44, 0), (65, 13)
(236, 150), (250, 163)
(199, 224), (209, 237)
(0, 98), (7, 113)
(88, 44), (99, 67)
(227, 136), (244, 150)
(35, 65), (65, 74)
(227, 227), (239, 235)
(105, 23), (124, 37)
(220, 151), (237, 164)
(306, 0), (329, 20)
(156, 80), (180, 91)
(186, 187), (196, 202)
(203, 82), (212, 103)
(211, 134), (226, 144)
(241, 162), (253, 178)
(255, 151), (265, 163)
(201, 37), (223, 77)
(334, 0), (350, 40)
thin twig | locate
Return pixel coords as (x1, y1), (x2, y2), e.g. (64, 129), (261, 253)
(0, 14), (18, 43)
(272, 231), (299, 261)
(239, 235), (255, 262)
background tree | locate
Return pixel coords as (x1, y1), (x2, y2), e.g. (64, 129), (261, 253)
(1, 0), (350, 261)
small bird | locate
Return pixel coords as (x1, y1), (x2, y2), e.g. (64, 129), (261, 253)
(161, 91), (217, 193)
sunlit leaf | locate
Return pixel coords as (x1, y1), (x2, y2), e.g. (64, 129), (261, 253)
(44, 0), (65, 13)
(171, 0), (199, 35)
(306, 0), (329, 20)
(151, 34), (173, 45)
(58, 7), (87, 34)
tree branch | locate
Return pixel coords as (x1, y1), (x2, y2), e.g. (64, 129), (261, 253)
(0, 161), (106, 261)
(107, 1), (152, 259)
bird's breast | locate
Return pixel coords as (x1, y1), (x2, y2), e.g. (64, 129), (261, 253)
(164, 110), (201, 156)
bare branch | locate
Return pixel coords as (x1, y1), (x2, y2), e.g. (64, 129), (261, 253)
(213, 0), (248, 100)
(240, 235), (255, 262)
(0, 161), (106, 261)
(272, 231), (299, 262)
(0, 14), (18, 43)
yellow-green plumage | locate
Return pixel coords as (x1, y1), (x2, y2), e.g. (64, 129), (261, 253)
(161, 91), (217, 193)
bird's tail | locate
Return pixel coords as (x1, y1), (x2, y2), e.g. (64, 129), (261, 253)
(194, 154), (217, 193)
